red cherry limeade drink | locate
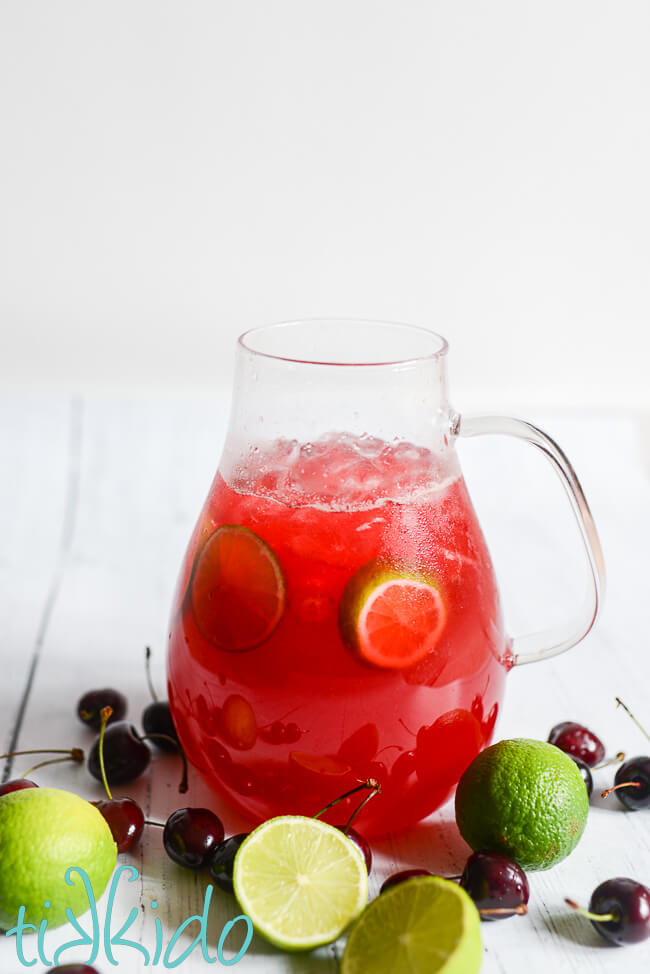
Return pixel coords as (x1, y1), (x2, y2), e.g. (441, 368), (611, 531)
(168, 433), (508, 834)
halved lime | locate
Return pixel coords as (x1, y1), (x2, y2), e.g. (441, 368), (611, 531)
(342, 876), (482, 974)
(339, 560), (447, 669)
(232, 815), (368, 951)
(191, 524), (285, 651)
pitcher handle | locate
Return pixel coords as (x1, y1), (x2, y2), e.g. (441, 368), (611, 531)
(456, 414), (606, 667)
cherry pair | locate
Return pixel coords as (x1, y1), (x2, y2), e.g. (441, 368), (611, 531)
(380, 851), (529, 921)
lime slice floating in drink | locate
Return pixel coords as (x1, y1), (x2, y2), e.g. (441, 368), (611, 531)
(341, 876), (482, 974)
(232, 815), (368, 951)
(289, 750), (352, 787)
(339, 561), (447, 669)
(191, 525), (285, 651)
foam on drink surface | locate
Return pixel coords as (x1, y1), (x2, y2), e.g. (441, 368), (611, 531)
(227, 432), (460, 512)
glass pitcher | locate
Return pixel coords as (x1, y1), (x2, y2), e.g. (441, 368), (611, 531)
(167, 320), (604, 834)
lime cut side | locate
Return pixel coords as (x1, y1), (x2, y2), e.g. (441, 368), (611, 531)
(191, 524), (285, 651)
(232, 815), (368, 951)
(342, 876), (482, 974)
(339, 560), (448, 669)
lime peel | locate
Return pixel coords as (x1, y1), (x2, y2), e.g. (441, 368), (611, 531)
(0, 787), (117, 930)
(455, 737), (589, 871)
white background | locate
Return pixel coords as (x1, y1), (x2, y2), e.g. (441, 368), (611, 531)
(1, 1), (649, 408)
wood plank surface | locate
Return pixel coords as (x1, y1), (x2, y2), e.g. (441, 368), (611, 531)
(0, 397), (77, 772)
(1, 398), (650, 973)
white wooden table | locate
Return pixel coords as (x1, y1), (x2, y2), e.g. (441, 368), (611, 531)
(2, 395), (650, 973)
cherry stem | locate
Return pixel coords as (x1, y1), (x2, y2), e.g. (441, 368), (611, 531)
(479, 904), (528, 917)
(398, 717), (417, 737)
(145, 820), (165, 828)
(313, 779), (380, 821)
(343, 783), (381, 834)
(601, 781), (642, 799)
(565, 898), (618, 924)
(145, 646), (158, 703)
(21, 752), (85, 777)
(98, 706), (114, 801)
(0, 748), (84, 760)
(139, 734), (188, 793)
(376, 744), (402, 757)
(616, 697), (650, 742)
(260, 704), (301, 729)
(593, 751), (626, 770)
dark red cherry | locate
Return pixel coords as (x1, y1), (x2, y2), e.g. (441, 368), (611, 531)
(142, 646), (179, 750)
(142, 700), (179, 752)
(284, 722), (302, 744)
(607, 757), (650, 810)
(0, 779), (39, 797)
(381, 869), (434, 893)
(257, 719), (302, 744)
(570, 755), (593, 798)
(548, 721), (605, 767)
(46, 965), (101, 973)
(259, 720), (285, 744)
(590, 878), (650, 944)
(460, 851), (529, 920)
(163, 807), (225, 869)
(338, 723), (379, 765)
(77, 688), (127, 731)
(568, 878), (650, 945)
(390, 749), (418, 787)
(334, 826), (372, 873)
(209, 833), (249, 893)
(87, 721), (151, 785)
(96, 797), (145, 853)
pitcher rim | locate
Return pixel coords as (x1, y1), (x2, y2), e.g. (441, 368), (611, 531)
(238, 318), (449, 367)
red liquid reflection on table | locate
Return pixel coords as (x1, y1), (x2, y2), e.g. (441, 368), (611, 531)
(167, 432), (508, 835)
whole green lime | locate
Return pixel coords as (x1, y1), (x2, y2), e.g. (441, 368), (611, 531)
(454, 738), (589, 871)
(0, 787), (117, 930)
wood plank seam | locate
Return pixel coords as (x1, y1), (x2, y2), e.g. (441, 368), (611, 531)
(1, 398), (83, 782)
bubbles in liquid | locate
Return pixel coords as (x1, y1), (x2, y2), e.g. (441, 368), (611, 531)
(228, 432), (459, 512)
